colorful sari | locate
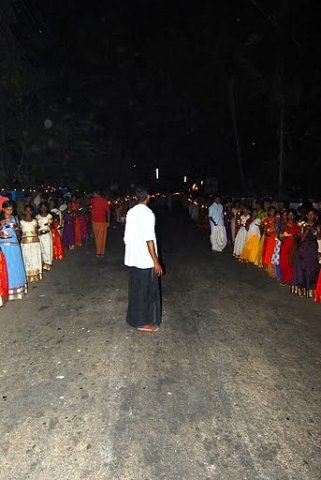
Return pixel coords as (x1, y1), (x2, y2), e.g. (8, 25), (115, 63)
(62, 211), (75, 250)
(52, 219), (64, 260)
(36, 214), (53, 271)
(240, 218), (261, 264)
(262, 217), (277, 277)
(79, 212), (90, 242)
(72, 202), (82, 247)
(279, 223), (300, 284)
(291, 226), (319, 298)
(314, 269), (321, 303)
(20, 219), (43, 282)
(0, 217), (27, 300)
(0, 248), (8, 306)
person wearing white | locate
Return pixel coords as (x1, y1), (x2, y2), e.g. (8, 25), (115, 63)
(36, 203), (53, 271)
(20, 207), (43, 283)
(233, 209), (251, 257)
(208, 196), (227, 252)
(124, 187), (163, 332)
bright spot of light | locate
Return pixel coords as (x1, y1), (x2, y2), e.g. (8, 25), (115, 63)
(156, 168), (159, 179)
(184, 176), (187, 183)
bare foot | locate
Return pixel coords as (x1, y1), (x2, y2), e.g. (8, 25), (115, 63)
(137, 325), (160, 332)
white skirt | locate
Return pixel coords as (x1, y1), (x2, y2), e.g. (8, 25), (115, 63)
(233, 227), (247, 256)
(210, 226), (227, 252)
(39, 232), (53, 269)
(21, 241), (43, 281)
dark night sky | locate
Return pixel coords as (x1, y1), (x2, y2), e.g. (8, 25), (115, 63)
(2, 0), (321, 194)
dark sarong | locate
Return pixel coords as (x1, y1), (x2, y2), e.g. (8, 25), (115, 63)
(126, 267), (161, 328)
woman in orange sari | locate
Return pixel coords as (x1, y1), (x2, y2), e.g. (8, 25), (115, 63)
(0, 247), (8, 307)
(52, 214), (64, 260)
(72, 197), (82, 247)
(262, 207), (278, 277)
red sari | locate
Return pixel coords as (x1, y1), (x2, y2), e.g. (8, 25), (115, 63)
(52, 219), (64, 260)
(262, 217), (277, 277)
(315, 269), (321, 303)
(0, 249), (9, 307)
(279, 223), (300, 284)
(72, 202), (82, 247)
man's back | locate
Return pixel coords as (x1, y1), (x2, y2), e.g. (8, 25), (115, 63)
(124, 203), (156, 269)
(91, 196), (109, 223)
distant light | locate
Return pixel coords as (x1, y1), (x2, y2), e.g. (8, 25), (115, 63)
(251, 142), (256, 146)
(44, 119), (53, 129)
(184, 176), (187, 183)
(156, 168), (159, 180)
(133, 164), (136, 168)
(200, 180), (204, 185)
(191, 183), (198, 191)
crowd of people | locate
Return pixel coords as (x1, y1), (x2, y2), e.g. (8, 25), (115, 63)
(0, 189), (112, 308)
(1, 187), (321, 309)
(189, 195), (321, 303)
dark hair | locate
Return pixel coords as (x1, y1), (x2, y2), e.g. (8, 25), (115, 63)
(0, 201), (14, 221)
(2, 200), (13, 210)
(135, 186), (149, 203)
(287, 208), (297, 218)
(268, 206), (277, 214)
(305, 207), (316, 217)
(24, 204), (35, 213)
(39, 202), (49, 213)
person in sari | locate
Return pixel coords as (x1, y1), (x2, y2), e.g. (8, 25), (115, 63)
(256, 201), (267, 220)
(261, 207), (278, 277)
(51, 212), (64, 261)
(315, 268), (321, 303)
(240, 209), (261, 264)
(20, 205), (43, 283)
(49, 199), (63, 234)
(224, 202), (234, 245)
(291, 208), (320, 298)
(234, 203), (244, 240)
(0, 247), (9, 307)
(36, 202), (53, 271)
(0, 201), (27, 300)
(72, 196), (82, 247)
(271, 210), (286, 280)
(62, 201), (75, 250)
(79, 208), (90, 243)
(279, 209), (300, 285)
(233, 207), (250, 258)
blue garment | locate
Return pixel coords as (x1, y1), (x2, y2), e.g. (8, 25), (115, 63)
(0, 217), (26, 296)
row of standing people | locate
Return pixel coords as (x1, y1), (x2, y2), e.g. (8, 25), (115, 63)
(0, 196), (94, 308)
(208, 197), (321, 303)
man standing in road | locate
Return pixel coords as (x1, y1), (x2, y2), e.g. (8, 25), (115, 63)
(90, 190), (110, 257)
(209, 194), (227, 252)
(124, 186), (163, 332)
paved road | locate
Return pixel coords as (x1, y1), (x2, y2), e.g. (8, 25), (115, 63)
(0, 209), (320, 480)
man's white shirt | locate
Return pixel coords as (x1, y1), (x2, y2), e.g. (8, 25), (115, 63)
(124, 203), (157, 269)
(208, 202), (224, 227)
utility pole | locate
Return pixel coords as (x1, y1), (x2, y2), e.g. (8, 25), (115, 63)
(278, 93), (285, 199)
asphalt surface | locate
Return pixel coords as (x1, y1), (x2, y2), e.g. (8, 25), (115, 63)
(0, 208), (320, 480)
